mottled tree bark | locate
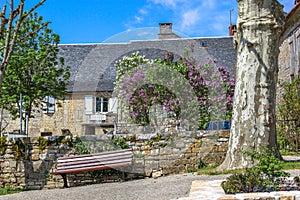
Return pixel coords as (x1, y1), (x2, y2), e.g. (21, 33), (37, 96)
(218, 0), (285, 170)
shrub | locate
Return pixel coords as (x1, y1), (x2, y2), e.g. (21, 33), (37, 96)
(111, 137), (129, 149)
(221, 148), (290, 194)
(0, 186), (22, 195)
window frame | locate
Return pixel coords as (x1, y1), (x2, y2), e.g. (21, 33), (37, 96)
(42, 96), (55, 114)
(95, 97), (108, 113)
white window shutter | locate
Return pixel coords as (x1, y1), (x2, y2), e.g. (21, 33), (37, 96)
(48, 97), (55, 114)
(109, 97), (118, 113)
(42, 97), (47, 113)
(85, 95), (93, 114)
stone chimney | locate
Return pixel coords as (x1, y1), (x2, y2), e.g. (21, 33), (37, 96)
(229, 24), (237, 36)
(158, 23), (180, 39)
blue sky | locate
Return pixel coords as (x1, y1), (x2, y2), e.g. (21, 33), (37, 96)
(8, 0), (297, 44)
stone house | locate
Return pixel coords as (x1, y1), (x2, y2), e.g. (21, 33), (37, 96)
(2, 1), (299, 137)
(278, 2), (300, 82)
(1, 23), (237, 137)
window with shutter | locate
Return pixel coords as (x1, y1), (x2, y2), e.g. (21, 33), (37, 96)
(95, 97), (108, 113)
(289, 35), (296, 80)
(43, 96), (55, 114)
(289, 29), (300, 80)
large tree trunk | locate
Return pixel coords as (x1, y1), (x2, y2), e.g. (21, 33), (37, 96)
(218, 0), (285, 170)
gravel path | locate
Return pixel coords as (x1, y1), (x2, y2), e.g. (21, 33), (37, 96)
(0, 173), (229, 200)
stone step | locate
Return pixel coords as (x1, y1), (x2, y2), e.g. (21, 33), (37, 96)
(188, 179), (300, 200)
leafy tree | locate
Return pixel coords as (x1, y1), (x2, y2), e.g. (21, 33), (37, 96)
(0, 0), (46, 89)
(0, 12), (70, 133)
(277, 78), (300, 152)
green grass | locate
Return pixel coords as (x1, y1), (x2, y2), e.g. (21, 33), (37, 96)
(197, 166), (245, 175)
(282, 161), (300, 170)
(0, 186), (22, 196)
(280, 150), (300, 156)
(197, 160), (300, 176)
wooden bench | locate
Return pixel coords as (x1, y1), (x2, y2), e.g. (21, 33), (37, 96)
(51, 148), (132, 187)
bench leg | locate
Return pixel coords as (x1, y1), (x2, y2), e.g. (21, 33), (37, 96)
(61, 174), (69, 188)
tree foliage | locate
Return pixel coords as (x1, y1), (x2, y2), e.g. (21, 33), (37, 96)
(277, 78), (300, 152)
(0, 0), (46, 89)
(0, 12), (70, 120)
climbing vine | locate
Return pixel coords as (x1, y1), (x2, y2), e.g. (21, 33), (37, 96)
(115, 49), (235, 129)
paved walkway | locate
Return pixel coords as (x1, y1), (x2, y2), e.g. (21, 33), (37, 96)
(188, 167), (300, 200)
(189, 179), (225, 200)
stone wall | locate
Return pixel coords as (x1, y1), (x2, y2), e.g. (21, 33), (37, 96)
(112, 129), (229, 177)
(0, 136), (75, 189)
(0, 129), (229, 189)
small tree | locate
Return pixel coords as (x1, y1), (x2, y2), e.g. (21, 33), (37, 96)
(0, 13), (70, 133)
(277, 78), (300, 152)
(0, 0), (46, 89)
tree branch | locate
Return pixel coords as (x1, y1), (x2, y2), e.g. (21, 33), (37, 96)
(0, 5), (7, 40)
(18, 21), (50, 43)
(0, 0), (47, 89)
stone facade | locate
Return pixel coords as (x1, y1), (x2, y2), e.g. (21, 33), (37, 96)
(0, 129), (229, 189)
(2, 93), (116, 137)
(278, 3), (300, 83)
(1, 36), (236, 137)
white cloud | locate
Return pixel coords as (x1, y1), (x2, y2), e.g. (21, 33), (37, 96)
(139, 8), (148, 15)
(124, 0), (238, 37)
(134, 16), (144, 23)
(149, 0), (187, 8)
(200, 1), (217, 9)
(180, 8), (200, 30)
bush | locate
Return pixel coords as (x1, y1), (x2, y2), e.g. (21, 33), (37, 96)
(0, 186), (21, 195)
(221, 148), (290, 194)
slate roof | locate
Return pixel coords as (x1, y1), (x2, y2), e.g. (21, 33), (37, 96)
(58, 37), (236, 93)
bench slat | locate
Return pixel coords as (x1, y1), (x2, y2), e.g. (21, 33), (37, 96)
(57, 157), (132, 168)
(56, 158), (132, 171)
(54, 162), (131, 174)
(57, 152), (132, 164)
(57, 149), (132, 160)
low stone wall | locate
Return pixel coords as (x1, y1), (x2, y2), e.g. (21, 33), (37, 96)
(0, 129), (229, 190)
(80, 129), (229, 177)
(0, 136), (74, 189)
